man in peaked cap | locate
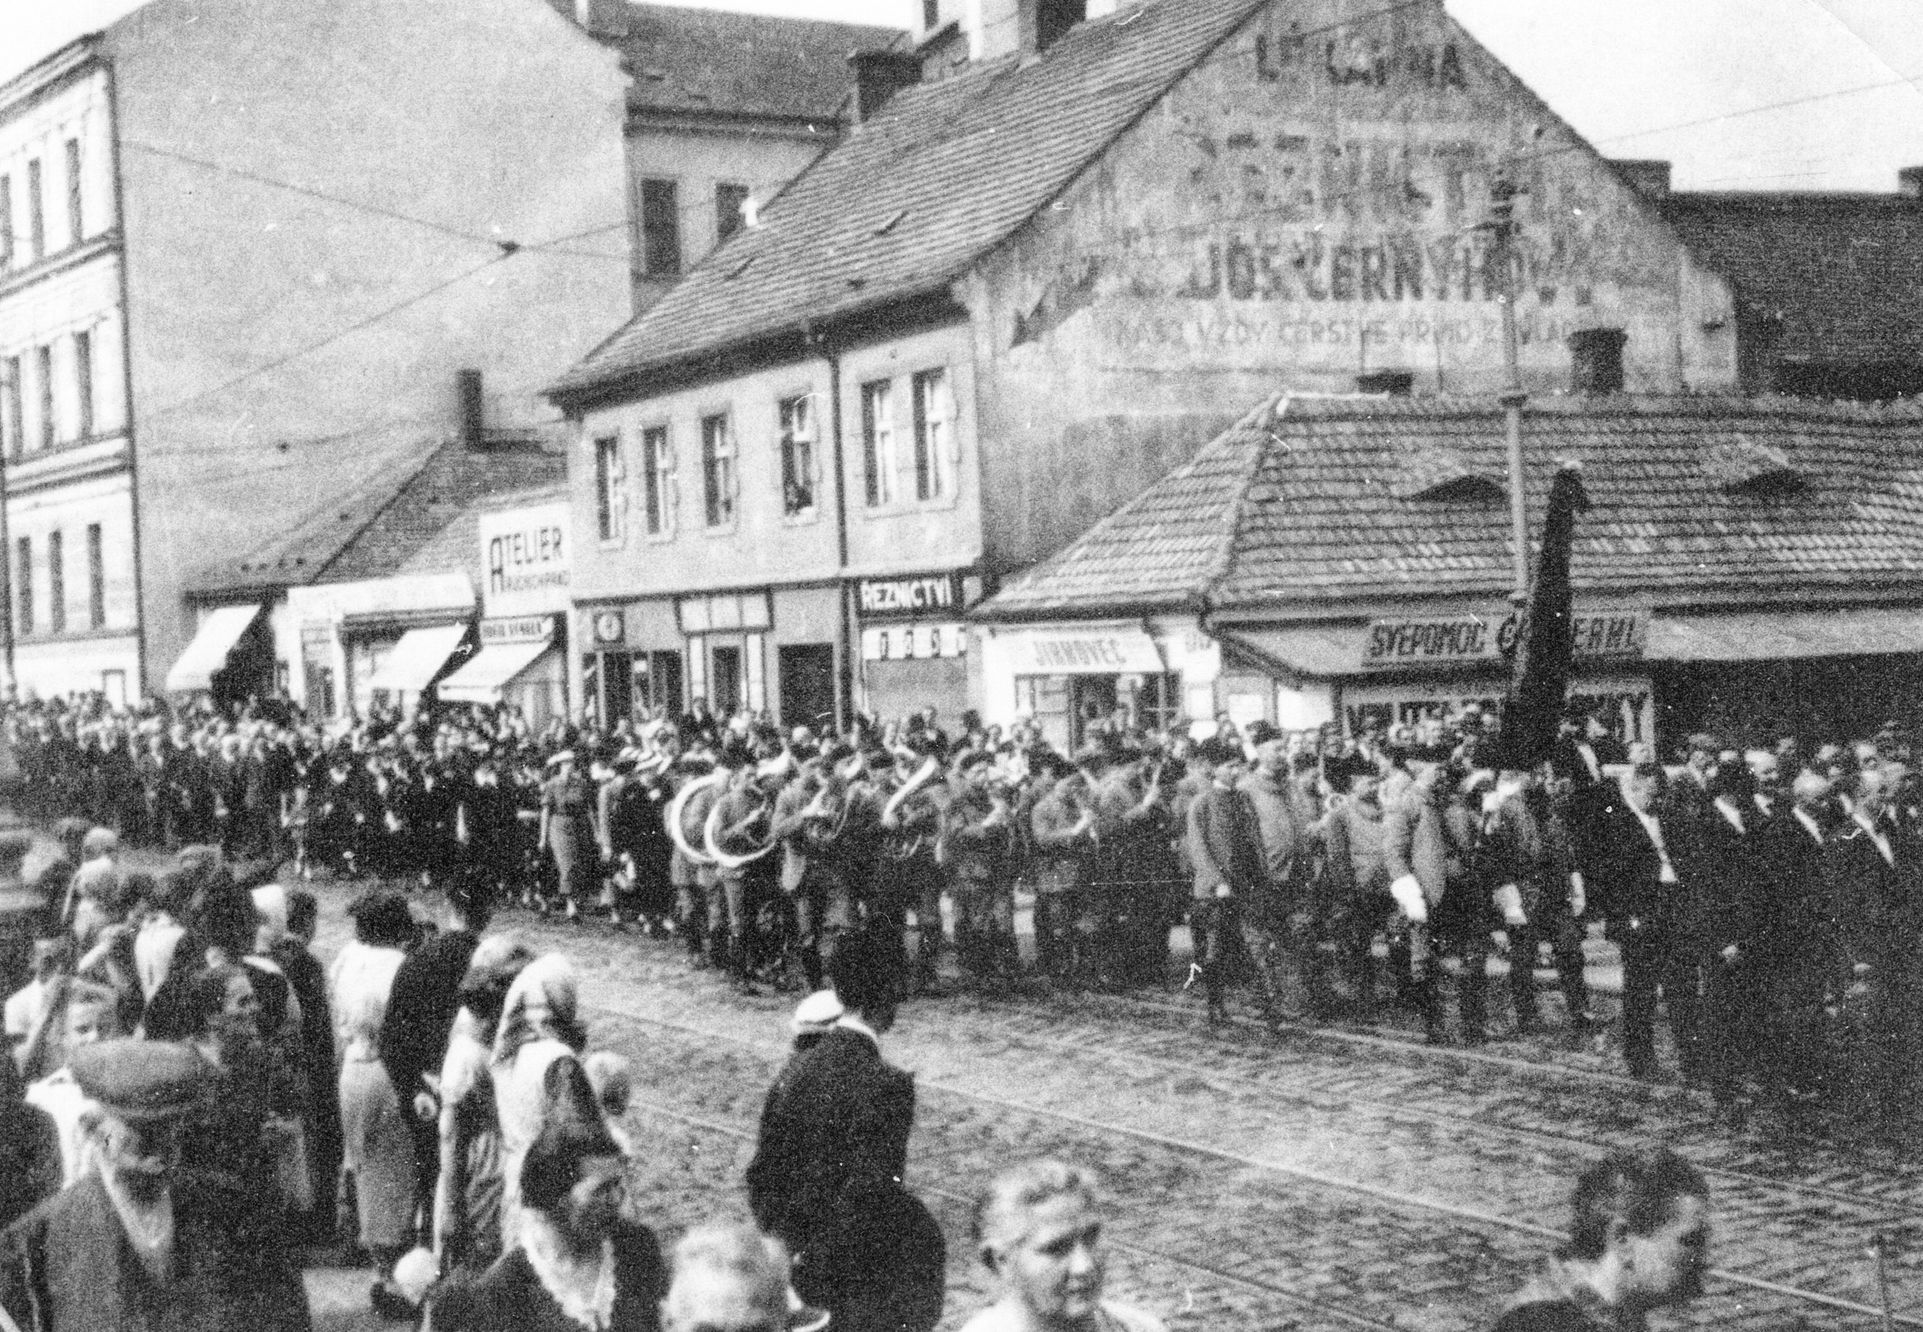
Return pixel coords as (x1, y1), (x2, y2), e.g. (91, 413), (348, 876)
(0, 1039), (313, 1331)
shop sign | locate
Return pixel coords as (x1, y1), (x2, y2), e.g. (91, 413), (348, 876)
(855, 572), (963, 620)
(479, 501), (571, 617)
(481, 615), (555, 646)
(1008, 629), (1165, 675)
(862, 625), (966, 661)
(1361, 610), (1643, 668)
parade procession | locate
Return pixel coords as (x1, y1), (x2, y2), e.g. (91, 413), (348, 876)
(11, 0), (1923, 1328)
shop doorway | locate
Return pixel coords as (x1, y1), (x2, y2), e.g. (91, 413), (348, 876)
(778, 643), (836, 731)
(711, 644), (742, 715)
(633, 650), (683, 716)
(599, 650), (633, 724)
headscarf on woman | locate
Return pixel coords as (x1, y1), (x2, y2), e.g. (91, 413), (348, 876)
(489, 954), (596, 1250)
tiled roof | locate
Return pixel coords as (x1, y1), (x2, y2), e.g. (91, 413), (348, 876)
(188, 438), (564, 596)
(553, 0), (1268, 397)
(1659, 192), (1923, 363)
(397, 481), (568, 585)
(978, 394), (1923, 619)
(615, 4), (904, 121)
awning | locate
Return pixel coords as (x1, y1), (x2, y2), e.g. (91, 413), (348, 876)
(997, 626), (1164, 675)
(1216, 624), (1369, 680)
(165, 604), (263, 693)
(1647, 608), (1923, 662)
(367, 623), (470, 694)
(436, 640), (554, 704)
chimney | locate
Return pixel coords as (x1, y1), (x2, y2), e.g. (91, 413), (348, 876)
(1018, 0), (1087, 60)
(1610, 159), (1672, 200)
(1355, 370), (1414, 396)
(1901, 166), (1923, 198)
(1568, 328), (1627, 395)
(848, 50), (922, 123)
(457, 368), (485, 449)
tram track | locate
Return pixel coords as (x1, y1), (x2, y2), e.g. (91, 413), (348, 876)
(580, 979), (1919, 1330)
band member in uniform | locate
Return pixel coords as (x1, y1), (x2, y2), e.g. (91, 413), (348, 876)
(1028, 755), (1098, 985)
(1091, 746), (1175, 990)
(1384, 758), (1489, 1046)
(707, 741), (779, 995)
(1482, 767), (1590, 1037)
(939, 751), (1018, 985)
(771, 746), (856, 992)
(877, 743), (946, 994)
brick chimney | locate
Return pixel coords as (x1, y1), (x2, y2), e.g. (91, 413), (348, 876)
(849, 50), (922, 123)
(1900, 166), (1923, 198)
(457, 369), (485, 449)
(1568, 329), (1627, 395)
(1018, 0), (1087, 59)
(1610, 159), (1672, 200)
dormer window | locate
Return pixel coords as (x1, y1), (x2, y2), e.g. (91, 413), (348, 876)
(1390, 444), (1503, 502)
(1704, 435), (1804, 495)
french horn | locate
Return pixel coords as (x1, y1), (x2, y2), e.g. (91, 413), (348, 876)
(665, 767), (726, 866)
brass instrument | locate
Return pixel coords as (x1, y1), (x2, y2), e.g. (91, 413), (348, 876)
(799, 779), (850, 847)
(881, 756), (943, 858)
(665, 768), (726, 867)
(705, 786), (778, 870)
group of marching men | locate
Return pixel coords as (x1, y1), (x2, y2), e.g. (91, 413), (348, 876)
(7, 694), (1921, 1131)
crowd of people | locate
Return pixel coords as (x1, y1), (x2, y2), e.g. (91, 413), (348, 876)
(0, 686), (1753, 1331)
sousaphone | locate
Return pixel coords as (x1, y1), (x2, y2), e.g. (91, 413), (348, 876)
(704, 782), (778, 870)
(665, 768), (725, 866)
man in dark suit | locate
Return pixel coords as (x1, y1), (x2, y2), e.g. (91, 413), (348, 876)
(1593, 763), (1695, 1081)
(745, 926), (942, 1332)
(1184, 736), (1278, 1028)
(1756, 770), (1839, 1108)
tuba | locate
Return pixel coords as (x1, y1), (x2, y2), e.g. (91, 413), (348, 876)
(881, 756), (943, 858)
(705, 784), (777, 871)
(665, 768), (726, 867)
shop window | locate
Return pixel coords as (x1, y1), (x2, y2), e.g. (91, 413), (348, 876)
(711, 642), (742, 714)
(599, 649), (633, 722)
(46, 530), (63, 634)
(641, 425), (672, 536)
(14, 535), (31, 637)
(779, 394), (817, 517)
(860, 379), (896, 507)
(911, 368), (950, 501)
(594, 433), (625, 542)
(701, 413), (736, 527)
(86, 523), (103, 629)
(634, 649), (683, 715)
(640, 177), (680, 276)
(715, 182), (750, 244)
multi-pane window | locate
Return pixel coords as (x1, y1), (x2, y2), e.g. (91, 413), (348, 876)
(911, 368), (950, 501)
(641, 425), (672, 536)
(0, 174), (12, 269)
(15, 536), (31, 637)
(715, 183), (750, 245)
(640, 178), (681, 277)
(593, 434), (624, 542)
(700, 414), (735, 527)
(64, 138), (82, 245)
(34, 346), (52, 451)
(47, 530), (63, 634)
(779, 394), (816, 517)
(86, 523), (103, 629)
(0, 356), (19, 457)
(26, 159), (43, 261)
(861, 380), (896, 508)
(73, 329), (92, 441)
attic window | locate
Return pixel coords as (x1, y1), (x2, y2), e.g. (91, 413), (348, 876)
(873, 208), (909, 236)
(1704, 435), (1804, 495)
(725, 254), (756, 279)
(1390, 444), (1504, 502)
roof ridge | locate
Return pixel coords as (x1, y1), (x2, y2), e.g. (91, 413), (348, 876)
(1193, 394), (1283, 603)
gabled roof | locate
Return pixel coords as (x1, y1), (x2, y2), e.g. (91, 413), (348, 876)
(397, 481), (569, 585)
(188, 437), (565, 598)
(1658, 192), (1923, 364)
(977, 394), (1923, 620)
(615, 4), (904, 122)
(552, 0), (1268, 399)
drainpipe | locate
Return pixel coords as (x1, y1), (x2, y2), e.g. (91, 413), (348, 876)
(812, 327), (854, 730)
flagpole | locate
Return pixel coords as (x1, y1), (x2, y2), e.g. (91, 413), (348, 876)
(1490, 172), (1529, 600)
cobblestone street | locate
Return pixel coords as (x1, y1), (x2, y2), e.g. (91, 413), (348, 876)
(294, 879), (1923, 1332)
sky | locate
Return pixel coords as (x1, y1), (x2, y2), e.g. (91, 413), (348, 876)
(5, 0), (1923, 193)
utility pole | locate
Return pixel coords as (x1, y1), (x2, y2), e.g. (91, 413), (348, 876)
(1488, 170), (1529, 599)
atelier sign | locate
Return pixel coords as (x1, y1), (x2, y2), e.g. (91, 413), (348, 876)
(1362, 611), (1644, 668)
(855, 572), (962, 620)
